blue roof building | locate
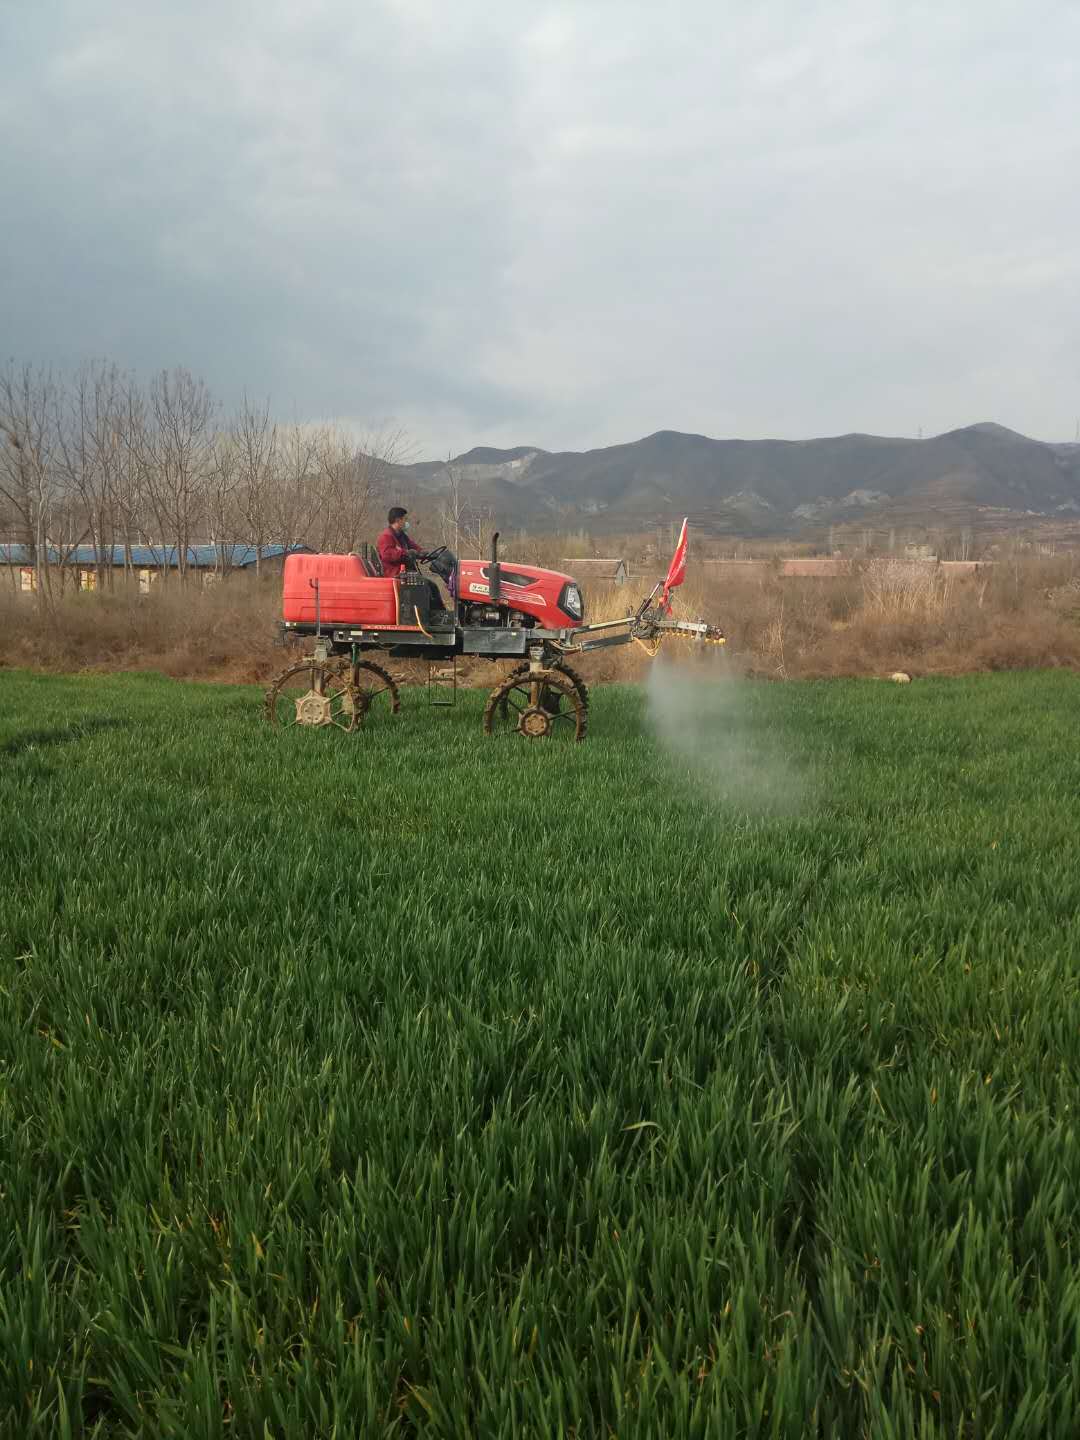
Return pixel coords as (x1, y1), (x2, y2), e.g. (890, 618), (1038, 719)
(1, 542), (308, 569)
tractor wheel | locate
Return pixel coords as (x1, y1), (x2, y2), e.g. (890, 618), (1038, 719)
(265, 660), (359, 732)
(483, 667), (587, 742)
(498, 660), (589, 718)
(552, 661), (590, 713)
(331, 658), (401, 723)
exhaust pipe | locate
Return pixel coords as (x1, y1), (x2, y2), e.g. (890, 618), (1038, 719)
(489, 531), (501, 603)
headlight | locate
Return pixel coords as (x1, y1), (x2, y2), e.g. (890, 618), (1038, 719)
(560, 582), (583, 620)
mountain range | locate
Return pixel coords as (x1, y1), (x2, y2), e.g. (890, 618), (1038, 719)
(397, 423), (1080, 538)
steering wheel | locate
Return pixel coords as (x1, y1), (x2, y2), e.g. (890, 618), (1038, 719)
(419, 545), (449, 563)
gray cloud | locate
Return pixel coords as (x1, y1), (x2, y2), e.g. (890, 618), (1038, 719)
(3, 0), (1079, 456)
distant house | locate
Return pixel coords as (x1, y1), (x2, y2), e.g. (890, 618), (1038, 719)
(1, 542), (309, 594)
(561, 557), (630, 586)
(866, 558), (991, 579)
(703, 559), (770, 580)
(780, 557), (853, 578)
(938, 560), (991, 576)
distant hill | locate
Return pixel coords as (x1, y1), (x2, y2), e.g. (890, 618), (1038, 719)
(396, 424), (1080, 537)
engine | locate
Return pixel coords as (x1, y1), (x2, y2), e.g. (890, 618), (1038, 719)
(461, 603), (534, 628)
(454, 558), (584, 629)
(429, 550), (530, 626)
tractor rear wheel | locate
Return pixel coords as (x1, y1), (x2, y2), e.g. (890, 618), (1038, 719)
(483, 667), (587, 742)
(265, 660), (359, 732)
(331, 658), (401, 723)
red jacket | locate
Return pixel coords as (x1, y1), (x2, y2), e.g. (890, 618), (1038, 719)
(377, 526), (420, 578)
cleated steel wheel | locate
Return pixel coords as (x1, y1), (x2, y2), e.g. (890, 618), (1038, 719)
(497, 660), (589, 720)
(330, 658), (401, 724)
(265, 660), (359, 731)
(483, 667), (587, 742)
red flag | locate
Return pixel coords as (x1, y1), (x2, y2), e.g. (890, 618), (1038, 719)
(661, 518), (688, 612)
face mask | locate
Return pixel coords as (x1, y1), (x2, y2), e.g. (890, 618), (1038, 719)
(402, 521), (411, 532)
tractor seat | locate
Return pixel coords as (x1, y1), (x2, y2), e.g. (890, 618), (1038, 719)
(357, 544), (383, 577)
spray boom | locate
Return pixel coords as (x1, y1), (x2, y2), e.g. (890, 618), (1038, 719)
(554, 583), (725, 658)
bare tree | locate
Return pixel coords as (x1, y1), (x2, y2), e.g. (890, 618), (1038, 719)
(113, 373), (149, 584)
(205, 431), (242, 575)
(0, 363), (62, 611)
(471, 494), (496, 560)
(437, 454), (469, 554)
(435, 453), (496, 558)
(141, 368), (215, 584)
(55, 361), (134, 590)
(1, 360), (417, 591)
(271, 422), (321, 551)
(311, 425), (348, 552)
(232, 395), (278, 576)
(314, 425), (402, 553)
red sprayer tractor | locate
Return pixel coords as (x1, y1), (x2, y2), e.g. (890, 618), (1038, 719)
(266, 524), (725, 741)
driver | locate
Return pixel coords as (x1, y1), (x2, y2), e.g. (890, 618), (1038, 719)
(377, 506), (446, 615)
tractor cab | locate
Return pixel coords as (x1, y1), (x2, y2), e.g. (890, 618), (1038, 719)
(396, 550), (457, 633)
(357, 541), (459, 631)
(354, 539), (456, 587)
(422, 546), (459, 592)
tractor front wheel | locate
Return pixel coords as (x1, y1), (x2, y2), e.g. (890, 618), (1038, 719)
(498, 659), (589, 718)
(483, 667), (587, 742)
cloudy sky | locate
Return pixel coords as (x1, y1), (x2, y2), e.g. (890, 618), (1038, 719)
(3, 0), (1079, 457)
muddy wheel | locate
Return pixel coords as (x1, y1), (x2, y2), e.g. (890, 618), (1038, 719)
(265, 660), (359, 732)
(331, 658), (401, 725)
(483, 667), (587, 742)
(498, 660), (589, 719)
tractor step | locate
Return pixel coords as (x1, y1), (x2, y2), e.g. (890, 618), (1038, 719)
(427, 659), (457, 706)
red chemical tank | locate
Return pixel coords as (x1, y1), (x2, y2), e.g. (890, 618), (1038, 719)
(282, 553), (399, 627)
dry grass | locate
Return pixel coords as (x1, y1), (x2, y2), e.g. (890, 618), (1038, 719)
(581, 554), (1080, 681)
(3, 554), (1080, 685)
(861, 559), (951, 617)
(0, 577), (284, 684)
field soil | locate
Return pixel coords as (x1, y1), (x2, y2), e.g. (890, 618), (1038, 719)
(3, 669), (1080, 1434)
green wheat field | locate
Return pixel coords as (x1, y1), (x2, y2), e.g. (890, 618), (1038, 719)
(2, 667), (1080, 1438)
